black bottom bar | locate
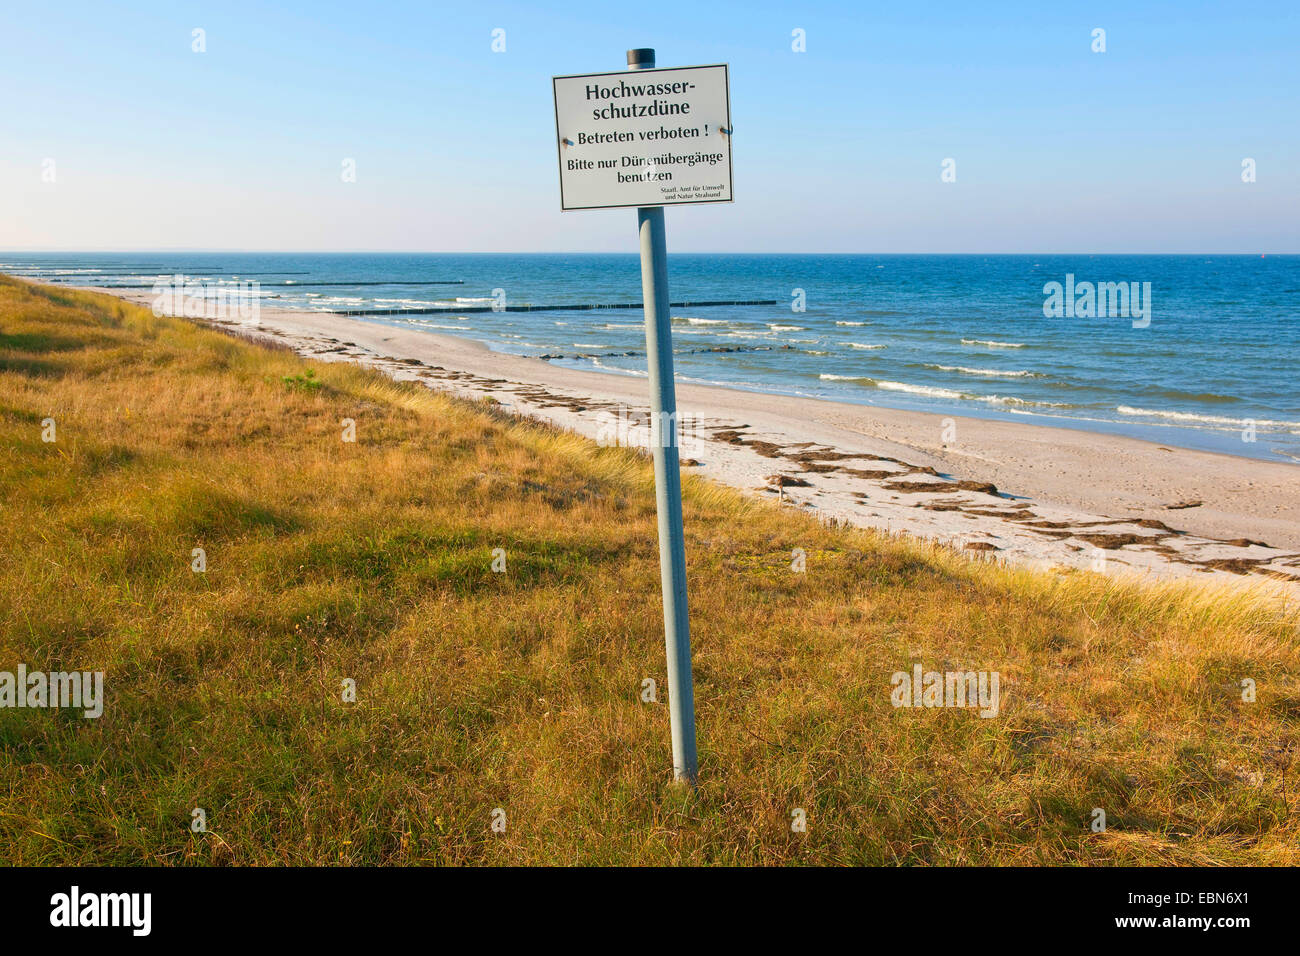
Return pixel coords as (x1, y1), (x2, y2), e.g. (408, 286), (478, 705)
(0, 865), (1276, 943)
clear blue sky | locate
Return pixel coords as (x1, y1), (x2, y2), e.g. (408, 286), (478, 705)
(2, 0), (1296, 252)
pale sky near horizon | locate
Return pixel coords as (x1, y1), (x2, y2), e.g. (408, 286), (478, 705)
(2, 1), (1297, 253)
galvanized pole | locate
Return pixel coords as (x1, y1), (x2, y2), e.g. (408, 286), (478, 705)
(627, 46), (698, 785)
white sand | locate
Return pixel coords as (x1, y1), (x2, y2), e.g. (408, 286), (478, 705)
(78, 285), (1300, 594)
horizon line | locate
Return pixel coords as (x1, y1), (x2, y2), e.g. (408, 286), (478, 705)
(3, 250), (1297, 257)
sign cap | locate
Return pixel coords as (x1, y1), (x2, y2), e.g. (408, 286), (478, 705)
(627, 48), (655, 67)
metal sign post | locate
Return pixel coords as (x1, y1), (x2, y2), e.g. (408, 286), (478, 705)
(553, 48), (733, 784)
(628, 47), (697, 785)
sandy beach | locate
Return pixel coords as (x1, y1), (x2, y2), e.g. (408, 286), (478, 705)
(72, 281), (1300, 593)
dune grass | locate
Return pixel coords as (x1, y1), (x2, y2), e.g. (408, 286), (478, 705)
(0, 275), (1297, 865)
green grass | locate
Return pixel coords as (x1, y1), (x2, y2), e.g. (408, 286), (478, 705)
(1, 275), (1297, 865)
(281, 368), (323, 392)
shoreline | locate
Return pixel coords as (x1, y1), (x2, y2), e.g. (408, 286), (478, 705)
(16, 257), (1300, 468)
(31, 279), (1300, 593)
(297, 306), (1300, 466)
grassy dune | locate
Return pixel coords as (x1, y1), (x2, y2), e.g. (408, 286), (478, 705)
(1, 276), (1297, 865)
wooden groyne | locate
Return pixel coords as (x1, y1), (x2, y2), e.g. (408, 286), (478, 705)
(335, 299), (777, 316)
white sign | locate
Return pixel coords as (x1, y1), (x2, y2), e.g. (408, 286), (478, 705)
(552, 64), (732, 211)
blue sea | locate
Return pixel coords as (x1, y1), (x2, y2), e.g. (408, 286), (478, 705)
(5, 252), (1298, 463)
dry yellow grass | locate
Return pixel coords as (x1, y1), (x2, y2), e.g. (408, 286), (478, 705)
(1, 276), (1297, 865)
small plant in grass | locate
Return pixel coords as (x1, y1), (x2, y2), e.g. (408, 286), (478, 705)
(282, 368), (323, 392)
